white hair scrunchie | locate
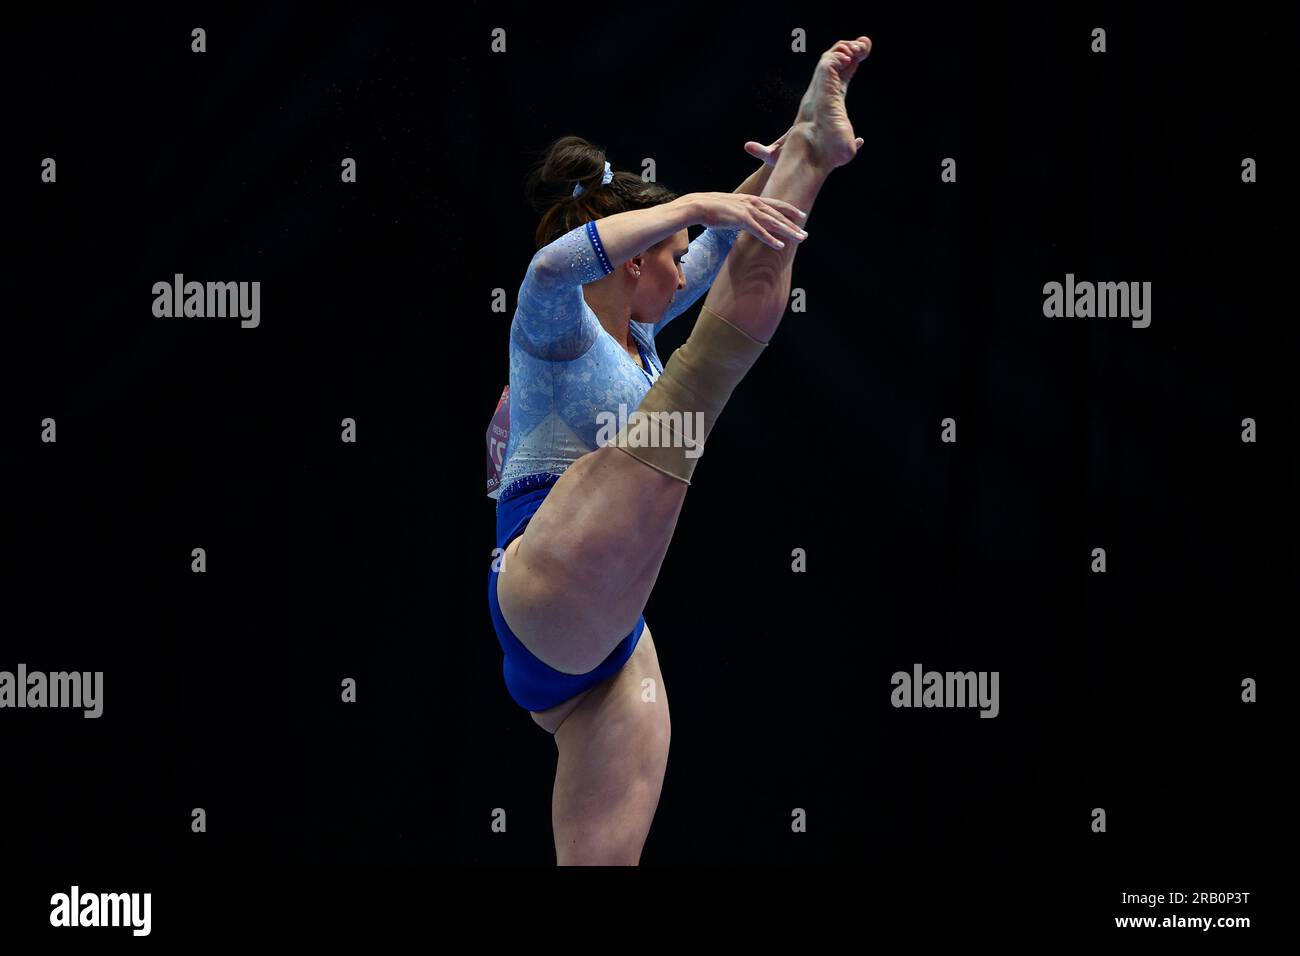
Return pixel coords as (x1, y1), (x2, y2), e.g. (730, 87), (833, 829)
(573, 160), (614, 197)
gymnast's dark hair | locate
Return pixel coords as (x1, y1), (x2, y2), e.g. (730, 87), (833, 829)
(524, 135), (678, 251)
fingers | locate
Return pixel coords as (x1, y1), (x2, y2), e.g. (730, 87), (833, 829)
(746, 127), (795, 168)
(712, 195), (809, 249)
(756, 207), (808, 243)
(746, 137), (788, 167)
(744, 213), (785, 250)
(746, 198), (808, 249)
(761, 197), (809, 222)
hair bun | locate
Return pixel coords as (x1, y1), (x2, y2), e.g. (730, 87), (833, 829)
(524, 135), (608, 211)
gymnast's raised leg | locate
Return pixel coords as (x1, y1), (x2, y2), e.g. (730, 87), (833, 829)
(496, 37), (873, 682)
(497, 37), (872, 865)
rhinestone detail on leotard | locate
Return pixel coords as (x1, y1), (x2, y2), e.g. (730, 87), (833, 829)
(554, 221), (613, 284)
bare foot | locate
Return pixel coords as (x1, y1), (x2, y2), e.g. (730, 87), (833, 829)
(796, 36), (872, 168)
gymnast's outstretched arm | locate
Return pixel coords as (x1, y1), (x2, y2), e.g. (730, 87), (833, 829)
(516, 192), (805, 357)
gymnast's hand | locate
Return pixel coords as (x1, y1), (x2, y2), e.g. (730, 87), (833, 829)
(686, 191), (808, 251)
(745, 123), (863, 167)
(743, 126), (795, 167)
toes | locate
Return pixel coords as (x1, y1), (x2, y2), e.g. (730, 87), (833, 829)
(830, 39), (871, 64)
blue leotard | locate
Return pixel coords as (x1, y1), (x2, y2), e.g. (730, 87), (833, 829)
(483, 217), (739, 713)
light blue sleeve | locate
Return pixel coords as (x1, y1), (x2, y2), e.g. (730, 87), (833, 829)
(652, 226), (742, 338)
(512, 222), (614, 362)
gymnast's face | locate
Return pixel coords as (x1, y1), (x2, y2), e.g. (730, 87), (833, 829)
(630, 229), (689, 322)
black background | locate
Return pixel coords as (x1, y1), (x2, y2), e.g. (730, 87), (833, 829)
(4, 2), (1287, 937)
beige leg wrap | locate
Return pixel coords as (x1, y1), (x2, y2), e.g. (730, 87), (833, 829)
(610, 305), (768, 484)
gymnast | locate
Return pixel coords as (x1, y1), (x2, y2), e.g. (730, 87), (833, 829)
(485, 36), (872, 864)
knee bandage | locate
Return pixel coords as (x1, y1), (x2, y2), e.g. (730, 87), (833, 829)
(610, 305), (768, 484)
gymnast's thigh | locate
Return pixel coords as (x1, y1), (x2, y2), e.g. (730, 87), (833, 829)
(552, 622), (671, 778)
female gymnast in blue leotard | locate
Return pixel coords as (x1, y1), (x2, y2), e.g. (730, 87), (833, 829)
(485, 36), (872, 864)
